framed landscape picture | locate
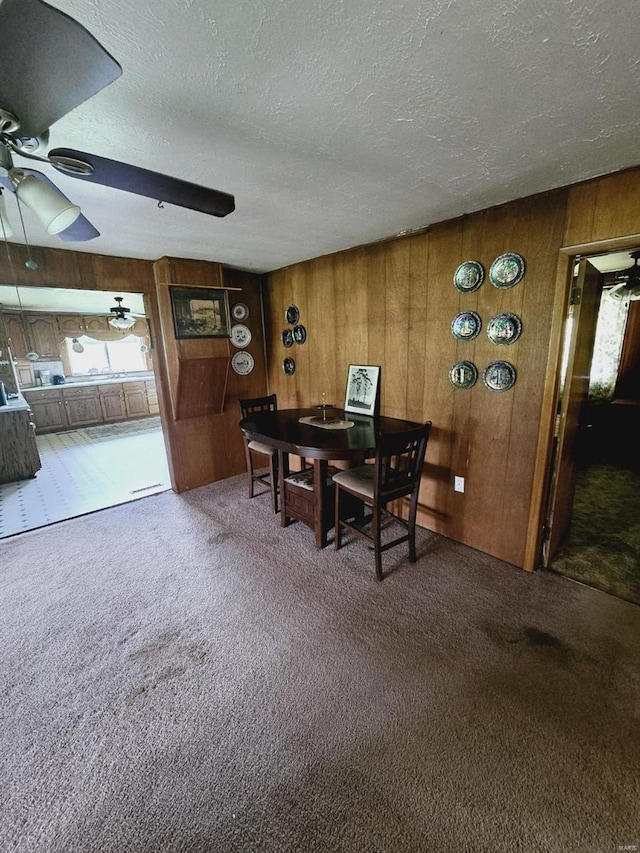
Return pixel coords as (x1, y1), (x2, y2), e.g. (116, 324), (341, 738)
(170, 286), (230, 339)
(344, 364), (380, 416)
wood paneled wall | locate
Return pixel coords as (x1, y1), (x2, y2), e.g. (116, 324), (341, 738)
(266, 194), (568, 567)
(0, 244), (267, 493)
(152, 257), (267, 491)
(265, 168), (640, 570)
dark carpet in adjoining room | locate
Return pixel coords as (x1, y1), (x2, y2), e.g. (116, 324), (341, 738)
(550, 462), (640, 606)
(1, 473), (638, 853)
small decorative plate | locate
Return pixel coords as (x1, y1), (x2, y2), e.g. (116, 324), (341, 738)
(489, 253), (525, 288)
(482, 361), (517, 392)
(487, 312), (522, 345)
(449, 361), (478, 389)
(451, 311), (482, 341)
(230, 324), (252, 348)
(282, 328), (294, 347)
(293, 324), (307, 344)
(285, 305), (300, 325)
(453, 260), (484, 293)
(283, 356), (296, 375)
(231, 351), (255, 375)
(231, 302), (249, 322)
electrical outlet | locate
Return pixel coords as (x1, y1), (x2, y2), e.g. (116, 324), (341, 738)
(454, 476), (465, 493)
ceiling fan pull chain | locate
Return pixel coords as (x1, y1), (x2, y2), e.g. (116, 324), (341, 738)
(14, 193), (39, 270)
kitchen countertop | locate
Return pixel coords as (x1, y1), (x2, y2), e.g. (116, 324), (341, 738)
(22, 374), (155, 391)
(0, 394), (31, 413)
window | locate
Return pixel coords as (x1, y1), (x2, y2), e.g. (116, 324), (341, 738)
(64, 335), (148, 376)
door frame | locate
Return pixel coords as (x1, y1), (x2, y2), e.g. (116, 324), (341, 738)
(524, 234), (640, 571)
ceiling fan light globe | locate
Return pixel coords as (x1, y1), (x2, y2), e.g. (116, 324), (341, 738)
(0, 191), (14, 238)
(11, 172), (81, 234)
(109, 315), (136, 330)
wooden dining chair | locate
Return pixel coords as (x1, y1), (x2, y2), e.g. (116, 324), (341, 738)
(239, 394), (279, 513)
(332, 421), (432, 580)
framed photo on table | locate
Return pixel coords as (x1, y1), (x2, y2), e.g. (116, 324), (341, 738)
(344, 364), (380, 416)
(169, 286), (230, 339)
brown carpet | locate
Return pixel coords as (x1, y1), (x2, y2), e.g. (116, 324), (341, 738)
(550, 463), (640, 605)
(1, 474), (638, 853)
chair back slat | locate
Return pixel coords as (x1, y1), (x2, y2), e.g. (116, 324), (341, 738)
(239, 394), (278, 419)
(375, 422), (431, 501)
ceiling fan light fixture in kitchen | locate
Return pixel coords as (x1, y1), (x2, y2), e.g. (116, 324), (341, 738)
(109, 296), (136, 330)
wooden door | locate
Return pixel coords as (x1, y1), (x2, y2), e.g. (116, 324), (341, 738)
(28, 399), (68, 432)
(543, 259), (602, 564)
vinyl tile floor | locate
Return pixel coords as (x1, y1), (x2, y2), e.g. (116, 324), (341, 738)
(0, 417), (170, 539)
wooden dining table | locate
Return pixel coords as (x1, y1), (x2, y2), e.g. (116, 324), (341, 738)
(240, 407), (422, 547)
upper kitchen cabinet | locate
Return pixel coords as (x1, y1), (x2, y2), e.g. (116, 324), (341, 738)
(3, 312), (29, 359)
(57, 315), (86, 337)
(23, 315), (61, 359)
(2, 311), (61, 361)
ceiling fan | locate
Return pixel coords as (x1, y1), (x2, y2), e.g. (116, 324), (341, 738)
(608, 251), (640, 301)
(0, 0), (235, 244)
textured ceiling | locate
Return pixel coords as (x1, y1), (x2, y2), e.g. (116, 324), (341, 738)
(3, 0), (640, 274)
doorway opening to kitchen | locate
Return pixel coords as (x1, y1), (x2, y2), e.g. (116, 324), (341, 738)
(0, 285), (170, 538)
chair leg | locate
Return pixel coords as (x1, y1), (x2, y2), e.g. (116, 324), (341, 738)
(244, 444), (256, 499)
(334, 485), (342, 550)
(373, 506), (383, 581)
(408, 492), (419, 562)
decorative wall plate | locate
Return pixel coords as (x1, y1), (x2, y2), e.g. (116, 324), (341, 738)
(453, 260), (484, 293)
(293, 324), (307, 344)
(231, 302), (249, 321)
(282, 328), (294, 347)
(283, 356), (296, 375)
(231, 351), (255, 375)
(489, 253), (525, 288)
(486, 312), (522, 345)
(230, 324), (252, 348)
(449, 361), (478, 389)
(451, 311), (482, 341)
(482, 361), (517, 392)
(285, 305), (300, 325)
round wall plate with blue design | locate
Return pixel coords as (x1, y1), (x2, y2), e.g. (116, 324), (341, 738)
(283, 356), (296, 375)
(451, 311), (482, 341)
(449, 361), (478, 389)
(486, 312), (522, 345)
(453, 260), (484, 293)
(489, 253), (525, 289)
(482, 361), (517, 392)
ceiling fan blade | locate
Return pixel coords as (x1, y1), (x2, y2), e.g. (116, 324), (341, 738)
(49, 148), (236, 218)
(0, 170), (100, 242)
(0, 0), (122, 138)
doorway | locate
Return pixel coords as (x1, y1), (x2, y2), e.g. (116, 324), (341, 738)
(0, 285), (171, 538)
(544, 249), (640, 605)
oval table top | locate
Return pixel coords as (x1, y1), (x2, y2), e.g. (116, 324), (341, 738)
(240, 407), (422, 461)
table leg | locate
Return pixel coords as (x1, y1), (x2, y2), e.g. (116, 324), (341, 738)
(314, 458), (328, 548)
(279, 450), (290, 528)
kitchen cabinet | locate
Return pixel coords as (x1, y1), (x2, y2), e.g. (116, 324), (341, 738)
(24, 315), (61, 359)
(57, 315), (86, 336)
(99, 383), (127, 421)
(24, 378), (157, 433)
(123, 381), (149, 418)
(22, 388), (68, 432)
(62, 386), (102, 426)
(3, 313), (29, 359)
(84, 316), (111, 334)
(0, 401), (41, 484)
(146, 380), (159, 414)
